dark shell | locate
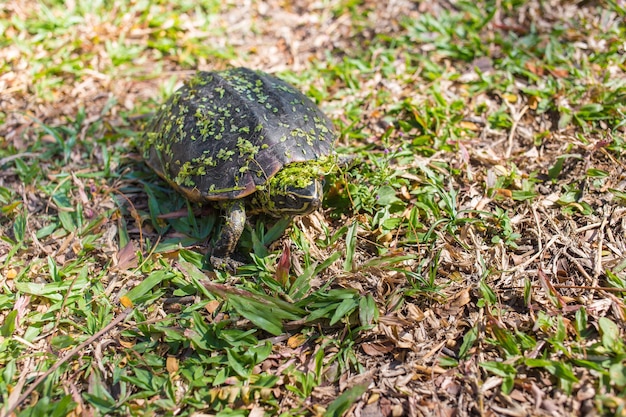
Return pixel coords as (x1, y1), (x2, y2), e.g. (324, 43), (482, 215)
(143, 68), (335, 201)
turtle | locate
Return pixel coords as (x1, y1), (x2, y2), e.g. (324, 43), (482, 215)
(142, 67), (336, 268)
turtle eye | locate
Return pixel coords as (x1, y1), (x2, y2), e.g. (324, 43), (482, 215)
(282, 193), (300, 209)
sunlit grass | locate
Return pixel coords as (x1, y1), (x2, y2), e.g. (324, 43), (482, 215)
(1, 0), (625, 415)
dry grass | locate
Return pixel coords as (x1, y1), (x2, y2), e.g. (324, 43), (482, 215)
(1, 0), (626, 416)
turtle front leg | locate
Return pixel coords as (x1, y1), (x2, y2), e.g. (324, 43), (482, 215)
(210, 200), (246, 271)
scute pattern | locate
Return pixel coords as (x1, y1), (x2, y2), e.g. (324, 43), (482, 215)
(143, 68), (335, 201)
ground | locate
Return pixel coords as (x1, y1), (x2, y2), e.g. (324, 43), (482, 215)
(1, 0), (626, 416)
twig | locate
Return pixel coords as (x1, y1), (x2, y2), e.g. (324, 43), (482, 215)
(0, 152), (39, 166)
(505, 103), (528, 159)
(593, 208), (612, 284)
(552, 284), (626, 292)
(1, 307), (133, 417)
(563, 251), (594, 283)
(512, 235), (559, 272)
(508, 284), (626, 293)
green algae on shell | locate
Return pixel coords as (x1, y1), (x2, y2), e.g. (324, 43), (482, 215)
(143, 67), (335, 203)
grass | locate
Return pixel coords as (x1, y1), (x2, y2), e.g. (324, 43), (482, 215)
(1, 0), (626, 416)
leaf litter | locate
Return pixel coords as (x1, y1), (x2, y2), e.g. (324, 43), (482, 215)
(1, 0), (626, 416)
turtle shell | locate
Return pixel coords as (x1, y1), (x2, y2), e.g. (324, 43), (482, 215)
(143, 68), (335, 202)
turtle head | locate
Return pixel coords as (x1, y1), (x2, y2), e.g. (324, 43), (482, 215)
(269, 178), (322, 216)
(256, 161), (329, 217)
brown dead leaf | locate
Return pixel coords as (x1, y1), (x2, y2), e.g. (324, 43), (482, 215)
(527, 95), (540, 110)
(377, 231), (393, 244)
(378, 314), (411, 326)
(555, 258), (569, 281)
(71, 240), (82, 256)
(72, 172), (90, 206)
(379, 397), (393, 417)
(14, 295), (30, 323)
(166, 356), (179, 373)
(205, 300), (221, 314)
(56, 231), (76, 261)
(248, 407), (266, 417)
(460, 120), (481, 131)
(119, 295), (133, 308)
(495, 188), (513, 198)
(362, 341), (395, 356)
(119, 339), (135, 348)
(525, 61), (544, 76)
(576, 383), (596, 401)
(509, 389), (527, 402)
(538, 268), (567, 307)
(367, 392), (380, 405)
(361, 402), (383, 417)
(116, 241), (138, 270)
(511, 253), (527, 265)
(400, 185), (411, 200)
(406, 303), (425, 321)
(549, 68), (568, 78)
(287, 334), (307, 349)
(414, 364), (447, 376)
(439, 375), (461, 395)
(449, 287), (471, 309)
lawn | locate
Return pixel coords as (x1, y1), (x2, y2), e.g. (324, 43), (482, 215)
(1, 0), (626, 416)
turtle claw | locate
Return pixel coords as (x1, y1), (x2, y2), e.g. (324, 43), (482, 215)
(210, 256), (243, 273)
